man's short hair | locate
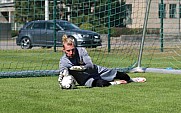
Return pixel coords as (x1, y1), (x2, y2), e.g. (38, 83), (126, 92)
(62, 35), (75, 47)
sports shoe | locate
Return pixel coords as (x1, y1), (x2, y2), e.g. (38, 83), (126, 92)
(110, 80), (127, 85)
(132, 77), (146, 82)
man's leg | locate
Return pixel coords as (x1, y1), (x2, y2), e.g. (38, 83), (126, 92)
(115, 71), (146, 83)
(92, 79), (111, 87)
(69, 70), (91, 86)
(115, 71), (131, 81)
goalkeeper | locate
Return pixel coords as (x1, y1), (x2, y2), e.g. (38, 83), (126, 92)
(59, 35), (146, 88)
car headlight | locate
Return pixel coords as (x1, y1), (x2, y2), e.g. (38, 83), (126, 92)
(94, 36), (99, 38)
(82, 34), (89, 37)
(78, 34), (89, 38)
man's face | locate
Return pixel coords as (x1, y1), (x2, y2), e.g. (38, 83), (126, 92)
(63, 44), (75, 58)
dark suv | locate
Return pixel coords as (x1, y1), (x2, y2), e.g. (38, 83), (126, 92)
(16, 20), (102, 49)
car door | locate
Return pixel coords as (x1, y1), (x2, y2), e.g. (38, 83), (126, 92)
(31, 22), (46, 45)
(46, 22), (64, 47)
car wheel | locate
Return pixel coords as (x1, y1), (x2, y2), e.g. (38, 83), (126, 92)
(46, 46), (52, 48)
(20, 37), (32, 49)
(87, 45), (97, 48)
(91, 45), (97, 48)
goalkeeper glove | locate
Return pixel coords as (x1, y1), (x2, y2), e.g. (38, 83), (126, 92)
(58, 69), (69, 88)
(69, 66), (86, 71)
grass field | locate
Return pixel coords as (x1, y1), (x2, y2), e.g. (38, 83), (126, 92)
(0, 73), (180, 113)
(1, 47), (180, 73)
(0, 48), (180, 113)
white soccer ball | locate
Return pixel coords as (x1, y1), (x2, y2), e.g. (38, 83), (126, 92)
(61, 75), (77, 89)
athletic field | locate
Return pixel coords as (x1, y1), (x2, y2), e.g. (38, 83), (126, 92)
(0, 73), (180, 113)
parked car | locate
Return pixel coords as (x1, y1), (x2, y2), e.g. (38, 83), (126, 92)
(16, 20), (102, 49)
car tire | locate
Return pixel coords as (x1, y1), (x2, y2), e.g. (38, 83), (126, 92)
(20, 37), (32, 49)
(91, 45), (97, 48)
(87, 45), (97, 48)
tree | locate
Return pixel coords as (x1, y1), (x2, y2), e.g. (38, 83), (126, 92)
(15, 0), (46, 23)
(95, 0), (126, 27)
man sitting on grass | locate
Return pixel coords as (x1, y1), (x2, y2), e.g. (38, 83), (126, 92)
(58, 35), (146, 89)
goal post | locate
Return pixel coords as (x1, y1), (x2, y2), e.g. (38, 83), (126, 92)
(130, 0), (152, 73)
(130, 0), (181, 74)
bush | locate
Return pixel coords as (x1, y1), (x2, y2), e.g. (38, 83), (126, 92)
(95, 26), (108, 34)
(80, 23), (95, 31)
(11, 30), (19, 37)
(110, 27), (160, 37)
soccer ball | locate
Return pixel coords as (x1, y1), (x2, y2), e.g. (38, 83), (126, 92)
(61, 75), (77, 89)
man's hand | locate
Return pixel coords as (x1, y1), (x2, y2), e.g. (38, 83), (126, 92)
(58, 69), (69, 88)
(62, 69), (69, 76)
(69, 66), (86, 71)
(58, 69), (69, 82)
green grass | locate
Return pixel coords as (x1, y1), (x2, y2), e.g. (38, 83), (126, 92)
(0, 49), (61, 71)
(0, 47), (180, 72)
(0, 73), (180, 113)
(0, 49), (180, 113)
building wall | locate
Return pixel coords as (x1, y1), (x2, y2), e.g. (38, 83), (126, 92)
(0, 0), (14, 3)
(0, 0), (15, 23)
(126, 0), (146, 28)
(126, 0), (181, 34)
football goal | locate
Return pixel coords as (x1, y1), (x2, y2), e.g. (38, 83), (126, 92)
(0, 0), (180, 78)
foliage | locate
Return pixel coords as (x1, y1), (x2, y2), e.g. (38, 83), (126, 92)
(70, 14), (99, 27)
(11, 30), (19, 37)
(15, 0), (46, 22)
(94, 26), (108, 34)
(80, 23), (95, 31)
(94, 0), (125, 27)
(110, 27), (160, 37)
(14, 0), (126, 27)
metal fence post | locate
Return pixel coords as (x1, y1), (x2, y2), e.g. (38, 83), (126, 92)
(53, 0), (57, 52)
(108, 0), (111, 52)
(160, 0), (164, 52)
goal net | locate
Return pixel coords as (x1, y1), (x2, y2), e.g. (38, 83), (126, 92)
(0, 0), (181, 77)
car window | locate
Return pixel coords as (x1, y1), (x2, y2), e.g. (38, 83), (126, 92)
(57, 21), (79, 30)
(47, 22), (60, 30)
(32, 22), (45, 29)
(26, 23), (34, 29)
